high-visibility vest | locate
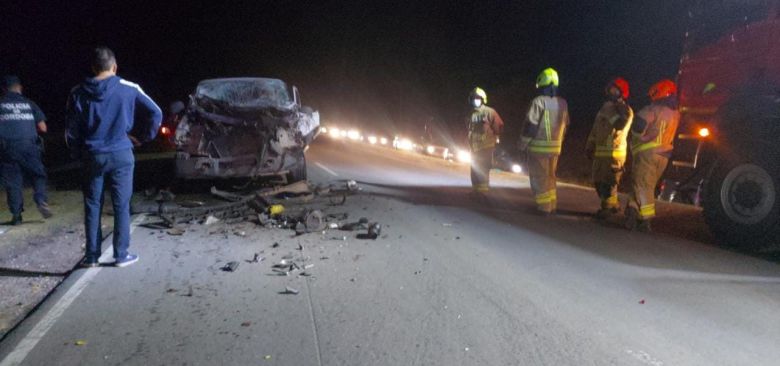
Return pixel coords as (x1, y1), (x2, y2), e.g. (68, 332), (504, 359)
(525, 96), (569, 155)
(586, 100), (633, 159)
(631, 104), (680, 155)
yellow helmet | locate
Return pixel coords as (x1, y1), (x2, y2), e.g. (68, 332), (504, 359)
(469, 87), (488, 104)
(536, 68), (559, 88)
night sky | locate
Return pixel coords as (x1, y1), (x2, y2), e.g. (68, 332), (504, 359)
(2, 0), (690, 153)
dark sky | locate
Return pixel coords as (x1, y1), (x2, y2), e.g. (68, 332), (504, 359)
(1, 0), (690, 142)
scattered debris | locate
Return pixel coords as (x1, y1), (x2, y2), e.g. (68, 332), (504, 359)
(328, 222), (339, 229)
(639, 299), (646, 305)
(269, 204), (285, 216)
(346, 180), (359, 191)
(179, 200), (205, 208)
(303, 264), (314, 270)
(247, 253), (264, 263)
(241, 321), (251, 327)
(75, 340), (87, 346)
(204, 215), (220, 225)
(166, 288), (178, 293)
(442, 223), (453, 227)
(296, 243), (304, 251)
(330, 236), (347, 241)
(166, 227), (186, 236)
(234, 230), (247, 237)
(211, 186), (246, 202)
(281, 286), (300, 295)
(220, 261), (240, 272)
(271, 242), (280, 248)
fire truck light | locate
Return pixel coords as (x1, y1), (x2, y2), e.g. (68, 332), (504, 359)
(698, 127), (711, 138)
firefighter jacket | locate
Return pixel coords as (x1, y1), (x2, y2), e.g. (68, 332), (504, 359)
(520, 96), (569, 155)
(586, 100), (633, 159)
(630, 102), (679, 156)
(467, 105), (504, 152)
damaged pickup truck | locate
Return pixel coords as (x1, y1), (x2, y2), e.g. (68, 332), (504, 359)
(174, 78), (319, 182)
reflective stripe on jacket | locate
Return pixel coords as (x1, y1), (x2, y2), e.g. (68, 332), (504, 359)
(586, 100), (633, 159)
(631, 103), (679, 155)
(523, 96), (569, 155)
(467, 105), (504, 151)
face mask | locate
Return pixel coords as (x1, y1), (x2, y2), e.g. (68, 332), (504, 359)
(472, 99), (483, 108)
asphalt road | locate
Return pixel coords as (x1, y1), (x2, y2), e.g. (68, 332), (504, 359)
(1, 139), (779, 366)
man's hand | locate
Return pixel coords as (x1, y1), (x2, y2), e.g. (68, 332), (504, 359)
(128, 134), (142, 147)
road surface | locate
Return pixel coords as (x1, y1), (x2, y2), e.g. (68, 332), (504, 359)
(1, 139), (779, 366)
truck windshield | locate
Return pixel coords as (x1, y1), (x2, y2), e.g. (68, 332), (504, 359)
(685, 0), (774, 53)
(195, 78), (293, 109)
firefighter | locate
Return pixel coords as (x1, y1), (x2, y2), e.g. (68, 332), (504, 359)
(585, 77), (633, 219)
(625, 79), (680, 232)
(466, 87), (504, 193)
(0, 75), (53, 225)
(519, 68), (569, 215)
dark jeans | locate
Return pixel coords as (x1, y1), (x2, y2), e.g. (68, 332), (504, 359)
(83, 149), (135, 261)
(0, 139), (48, 216)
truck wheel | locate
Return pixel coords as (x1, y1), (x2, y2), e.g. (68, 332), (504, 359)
(703, 158), (779, 250)
(286, 156), (307, 183)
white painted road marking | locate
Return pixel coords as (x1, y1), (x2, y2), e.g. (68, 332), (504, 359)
(314, 162), (339, 177)
(0, 215), (146, 366)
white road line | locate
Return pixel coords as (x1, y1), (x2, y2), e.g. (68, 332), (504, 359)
(0, 215), (146, 366)
(314, 162), (339, 177)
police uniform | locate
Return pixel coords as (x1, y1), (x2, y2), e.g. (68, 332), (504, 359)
(467, 104), (504, 192)
(0, 90), (49, 222)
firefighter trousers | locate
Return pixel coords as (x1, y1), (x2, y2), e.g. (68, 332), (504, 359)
(527, 153), (559, 213)
(470, 148), (493, 192)
(628, 151), (668, 220)
(592, 157), (625, 210)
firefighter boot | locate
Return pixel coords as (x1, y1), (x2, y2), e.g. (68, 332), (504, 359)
(624, 206), (639, 230)
(595, 208), (618, 220)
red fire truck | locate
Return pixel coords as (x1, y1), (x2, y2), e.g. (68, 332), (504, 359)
(668, 0), (780, 249)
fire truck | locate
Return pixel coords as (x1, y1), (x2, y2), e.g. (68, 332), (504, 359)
(667, 0), (780, 249)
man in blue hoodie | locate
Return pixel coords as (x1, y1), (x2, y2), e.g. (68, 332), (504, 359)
(66, 47), (162, 268)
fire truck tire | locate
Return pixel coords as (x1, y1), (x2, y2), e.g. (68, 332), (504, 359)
(703, 157), (780, 250)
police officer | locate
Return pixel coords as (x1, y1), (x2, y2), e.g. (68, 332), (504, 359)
(585, 77), (633, 219)
(466, 87), (504, 193)
(519, 68), (569, 215)
(625, 80), (680, 232)
(66, 47), (162, 267)
(0, 75), (52, 225)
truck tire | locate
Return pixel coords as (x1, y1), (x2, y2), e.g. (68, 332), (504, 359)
(286, 156), (307, 183)
(703, 157), (780, 250)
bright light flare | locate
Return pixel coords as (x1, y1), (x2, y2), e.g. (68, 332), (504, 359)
(397, 138), (414, 151)
(330, 127), (342, 138)
(380, 137), (388, 145)
(511, 164), (523, 174)
(321, 127), (328, 134)
(160, 126), (172, 136)
(426, 145), (436, 154)
(698, 127), (711, 138)
(368, 136), (378, 144)
(347, 130), (361, 140)
(340, 130), (348, 138)
(456, 150), (472, 163)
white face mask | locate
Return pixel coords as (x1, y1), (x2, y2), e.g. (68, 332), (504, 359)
(472, 99), (483, 108)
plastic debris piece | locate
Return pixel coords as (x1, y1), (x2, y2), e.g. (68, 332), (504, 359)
(264, 355), (272, 360)
(75, 340), (87, 346)
(328, 223), (339, 229)
(204, 215), (220, 225)
(271, 242), (280, 248)
(639, 299), (646, 305)
(179, 200), (205, 208)
(234, 231), (246, 237)
(269, 205), (285, 216)
(304, 264), (314, 270)
(297, 243), (304, 251)
(367, 223), (381, 239)
(272, 268), (289, 276)
(221, 261), (240, 272)
(283, 286), (300, 295)
(167, 227), (185, 236)
(247, 253), (264, 263)
(241, 321), (251, 327)
(346, 180), (359, 191)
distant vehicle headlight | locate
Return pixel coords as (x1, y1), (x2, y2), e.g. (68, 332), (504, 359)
(397, 139), (414, 151)
(330, 127), (341, 138)
(511, 164), (522, 174)
(347, 130), (360, 140)
(426, 145), (436, 154)
(457, 150), (472, 163)
(368, 136), (378, 144)
(321, 127), (328, 134)
(380, 137), (388, 145)
(340, 130), (348, 138)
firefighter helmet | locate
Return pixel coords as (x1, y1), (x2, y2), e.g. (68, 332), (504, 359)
(469, 87), (488, 104)
(536, 68), (559, 88)
(606, 77), (630, 99)
(648, 79), (677, 101)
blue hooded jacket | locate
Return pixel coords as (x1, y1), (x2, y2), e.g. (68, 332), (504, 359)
(66, 75), (162, 155)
